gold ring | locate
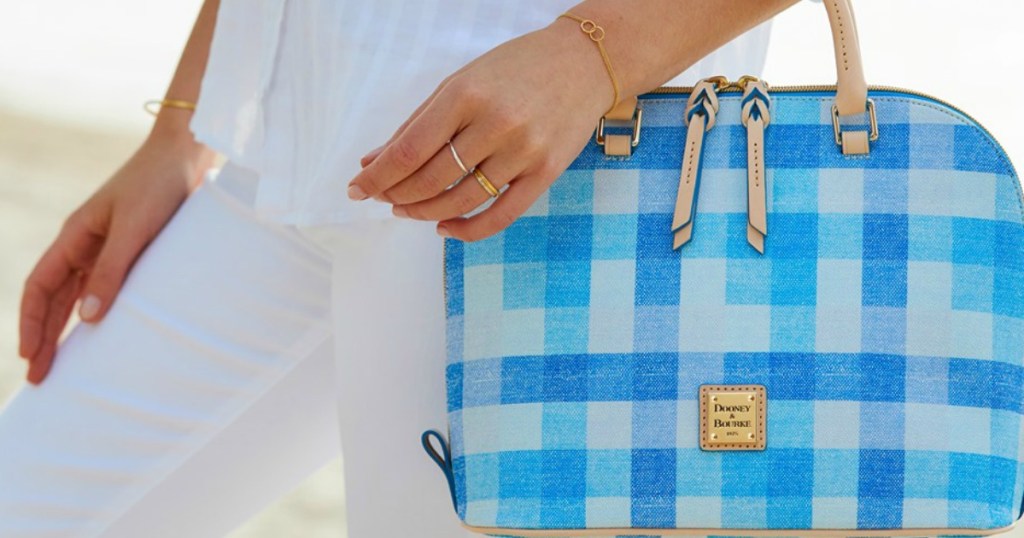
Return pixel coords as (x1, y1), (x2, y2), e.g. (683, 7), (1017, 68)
(472, 168), (500, 198)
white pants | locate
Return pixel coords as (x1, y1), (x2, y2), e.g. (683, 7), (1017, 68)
(0, 163), (470, 537)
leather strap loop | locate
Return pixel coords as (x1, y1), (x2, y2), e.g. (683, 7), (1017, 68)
(597, 96), (641, 156)
(604, 96), (638, 122)
(421, 430), (458, 511)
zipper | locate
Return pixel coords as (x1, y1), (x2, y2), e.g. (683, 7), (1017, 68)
(441, 238), (448, 316)
(649, 83), (1019, 180)
(442, 236), (446, 311)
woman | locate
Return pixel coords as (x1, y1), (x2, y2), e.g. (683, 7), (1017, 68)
(0, 0), (800, 536)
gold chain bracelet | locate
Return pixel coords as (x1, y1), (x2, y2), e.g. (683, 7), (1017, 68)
(557, 12), (621, 116)
(144, 99), (197, 117)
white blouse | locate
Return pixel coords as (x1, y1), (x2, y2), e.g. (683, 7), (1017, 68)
(190, 0), (775, 226)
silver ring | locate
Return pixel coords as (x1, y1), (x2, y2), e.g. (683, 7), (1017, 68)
(448, 140), (469, 176)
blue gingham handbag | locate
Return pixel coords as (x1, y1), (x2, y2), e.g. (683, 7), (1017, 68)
(423, 1), (1024, 536)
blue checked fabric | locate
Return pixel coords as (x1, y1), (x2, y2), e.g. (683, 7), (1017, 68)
(441, 90), (1024, 536)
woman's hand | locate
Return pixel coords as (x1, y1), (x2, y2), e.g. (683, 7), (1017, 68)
(348, 17), (616, 242)
(349, 0), (803, 242)
(18, 128), (212, 385)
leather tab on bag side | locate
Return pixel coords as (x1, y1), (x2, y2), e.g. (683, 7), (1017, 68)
(600, 96), (639, 157)
(842, 130), (870, 155)
(604, 135), (633, 157)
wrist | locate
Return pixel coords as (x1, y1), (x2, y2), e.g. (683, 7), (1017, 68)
(542, 16), (620, 119)
(145, 119), (215, 175)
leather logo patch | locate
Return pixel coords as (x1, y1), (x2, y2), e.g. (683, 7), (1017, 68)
(699, 384), (766, 451)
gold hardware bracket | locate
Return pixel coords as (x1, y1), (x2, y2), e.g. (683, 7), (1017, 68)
(832, 98), (879, 148)
(699, 384), (767, 451)
(596, 102), (643, 156)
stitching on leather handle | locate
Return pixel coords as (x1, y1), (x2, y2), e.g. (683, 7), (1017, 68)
(830, 0), (849, 72)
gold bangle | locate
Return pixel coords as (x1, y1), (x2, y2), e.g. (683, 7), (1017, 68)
(557, 12), (621, 116)
(144, 99), (197, 117)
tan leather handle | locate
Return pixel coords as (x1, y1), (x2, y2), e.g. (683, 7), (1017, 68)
(822, 0), (868, 116)
(601, 0), (872, 154)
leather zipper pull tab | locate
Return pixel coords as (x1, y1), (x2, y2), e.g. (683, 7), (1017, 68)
(740, 77), (771, 254)
(672, 77), (725, 250)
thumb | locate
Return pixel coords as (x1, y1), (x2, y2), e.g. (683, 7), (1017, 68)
(78, 226), (148, 323)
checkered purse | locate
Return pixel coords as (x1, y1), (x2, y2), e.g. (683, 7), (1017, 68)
(422, 1), (1024, 536)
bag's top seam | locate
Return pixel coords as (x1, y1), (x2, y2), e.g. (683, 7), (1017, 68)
(636, 95), (1024, 227)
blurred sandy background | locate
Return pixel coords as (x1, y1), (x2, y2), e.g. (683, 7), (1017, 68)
(1, 1), (1022, 537)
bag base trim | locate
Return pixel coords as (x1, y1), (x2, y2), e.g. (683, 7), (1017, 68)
(461, 510), (1024, 537)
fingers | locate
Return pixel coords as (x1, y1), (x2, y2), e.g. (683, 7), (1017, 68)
(374, 84), (446, 151)
(347, 90), (464, 201)
(359, 94), (435, 169)
(360, 68), (472, 169)
(20, 271), (57, 361)
(392, 154), (520, 223)
(439, 171), (552, 242)
(26, 272), (84, 385)
(19, 218), (101, 360)
(382, 123), (492, 205)
(359, 144), (387, 169)
(77, 219), (150, 323)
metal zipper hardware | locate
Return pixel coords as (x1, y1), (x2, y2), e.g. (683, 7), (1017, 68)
(738, 76), (771, 254)
(672, 76), (728, 250)
(650, 83), (1017, 179)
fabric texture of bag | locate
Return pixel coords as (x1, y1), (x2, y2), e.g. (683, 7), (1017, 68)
(424, 1), (1024, 536)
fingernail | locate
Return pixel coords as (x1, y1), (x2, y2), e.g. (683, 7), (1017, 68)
(392, 206), (409, 218)
(347, 184), (368, 201)
(79, 295), (101, 320)
(437, 225), (451, 238)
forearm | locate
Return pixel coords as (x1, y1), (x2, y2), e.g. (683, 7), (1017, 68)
(148, 0), (220, 171)
(551, 0), (800, 108)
